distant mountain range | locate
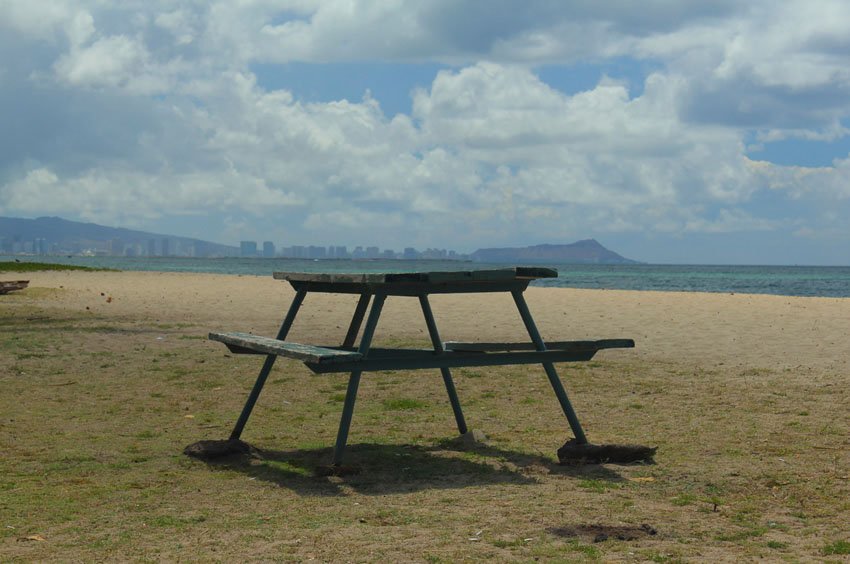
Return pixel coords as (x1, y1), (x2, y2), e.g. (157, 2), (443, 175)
(2, 216), (637, 264)
(471, 239), (638, 264)
(0, 216), (237, 256)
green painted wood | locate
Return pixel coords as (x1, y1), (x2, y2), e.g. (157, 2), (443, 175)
(303, 342), (632, 374)
(272, 268), (558, 295)
(209, 332), (362, 364)
(288, 279), (535, 295)
(419, 294), (468, 435)
(511, 289), (588, 444)
(228, 289), (306, 440)
(444, 339), (635, 352)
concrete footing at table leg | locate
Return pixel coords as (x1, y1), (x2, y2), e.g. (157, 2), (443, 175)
(460, 429), (488, 446)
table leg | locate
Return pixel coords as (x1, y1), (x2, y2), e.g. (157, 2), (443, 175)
(333, 293), (386, 465)
(229, 290), (307, 440)
(511, 290), (589, 445)
(342, 293), (371, 348)
(419, 294), (468, 435)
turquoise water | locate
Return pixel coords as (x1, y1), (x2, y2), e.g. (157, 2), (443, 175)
(4, 256), (850, 298)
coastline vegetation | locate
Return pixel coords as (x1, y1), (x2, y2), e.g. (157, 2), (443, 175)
(0, 261), (118, 273)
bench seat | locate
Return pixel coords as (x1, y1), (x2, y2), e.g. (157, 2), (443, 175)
(209, 332), (362, 364)
(210, 333), (634, 374)
(444, 339), (634, 352)
(304, 339), (635, 374)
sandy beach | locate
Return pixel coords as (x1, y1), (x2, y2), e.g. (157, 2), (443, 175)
(3, 270), (849, 561)
(13, 269), (850, 373)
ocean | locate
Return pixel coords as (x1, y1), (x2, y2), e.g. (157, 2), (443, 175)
(4, 256), (850, 298)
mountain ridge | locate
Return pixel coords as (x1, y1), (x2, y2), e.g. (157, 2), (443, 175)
(0, 216), (236, 256)
(471, 239), (638, 264)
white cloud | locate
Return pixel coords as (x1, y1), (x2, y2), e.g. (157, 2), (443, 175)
(55, 35), (150, 88)
(154, 9), (197, 46)
(2, 166), (302, 224)
(0, 0), (75, 39)
(3, 0), (850, 259)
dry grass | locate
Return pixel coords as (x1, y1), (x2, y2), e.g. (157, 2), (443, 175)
(2, 286), (849, 562)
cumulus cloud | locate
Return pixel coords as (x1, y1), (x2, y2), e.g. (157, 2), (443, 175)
(2, 0), (850, 260)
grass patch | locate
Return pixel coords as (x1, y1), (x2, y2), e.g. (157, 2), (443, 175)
(382, 398), (427, 410)
(822, 540), (850, 555)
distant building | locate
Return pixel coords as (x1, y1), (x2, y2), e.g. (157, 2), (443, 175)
(148, 239), (157, 257)
(403, 247), (418, 260)
(366, 246), (380, 259)
(262, 241), (275, 258)
(240, 241), (258, 257)
(110, 238), (124, 256)
(421, 248), (448, 259)
(307, 245), (326, 259)
(193, 241), (214, 258)
(161, 238), (170, 257)
(334, 246), (348, 259)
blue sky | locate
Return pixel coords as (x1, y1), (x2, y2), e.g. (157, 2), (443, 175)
(2, 1), (850, 264)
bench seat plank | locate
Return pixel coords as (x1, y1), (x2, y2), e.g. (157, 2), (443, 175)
(305, 340), (633, 374)
(209, 332), (362, 364)
(444, 339), (635, 352)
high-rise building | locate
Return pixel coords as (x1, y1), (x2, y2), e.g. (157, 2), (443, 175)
(148, 239), (157, 257)
(403, 247), (418, 260)
(161, 238), (170, 257)
(110, 238), (124, 256)
(307, 245), (326, 259)
(240, 241), (258, 257)
(334, 246), (348, 259)
(262, 241), (275, 258)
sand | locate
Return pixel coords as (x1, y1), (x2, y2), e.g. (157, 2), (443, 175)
(10, 269), (850, 374)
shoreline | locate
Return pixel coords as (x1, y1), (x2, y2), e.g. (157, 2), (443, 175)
(5, 269), (850, 374)
(4, 258), (850, 299)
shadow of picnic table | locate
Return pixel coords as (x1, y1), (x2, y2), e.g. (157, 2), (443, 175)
(192, 439), (626, 497)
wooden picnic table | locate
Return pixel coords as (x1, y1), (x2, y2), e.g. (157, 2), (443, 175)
(209, 268), (634, 465)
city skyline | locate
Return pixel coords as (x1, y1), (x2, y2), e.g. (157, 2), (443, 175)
(1, 232), (465, 260)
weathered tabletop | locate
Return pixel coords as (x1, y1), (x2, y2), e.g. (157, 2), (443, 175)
(272, 267), (557, 295)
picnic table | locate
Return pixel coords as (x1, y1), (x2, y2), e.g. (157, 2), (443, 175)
(209, 268), (634, 466)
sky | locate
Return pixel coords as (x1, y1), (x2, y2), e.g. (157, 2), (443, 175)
(2, 1), (850, 265)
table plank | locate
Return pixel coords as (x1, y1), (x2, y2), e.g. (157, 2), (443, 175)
(273, 267), (557, 285)
(273, 268), (557, 295)
(209, 332), (363, 364)
(305, 340), (633, 374)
